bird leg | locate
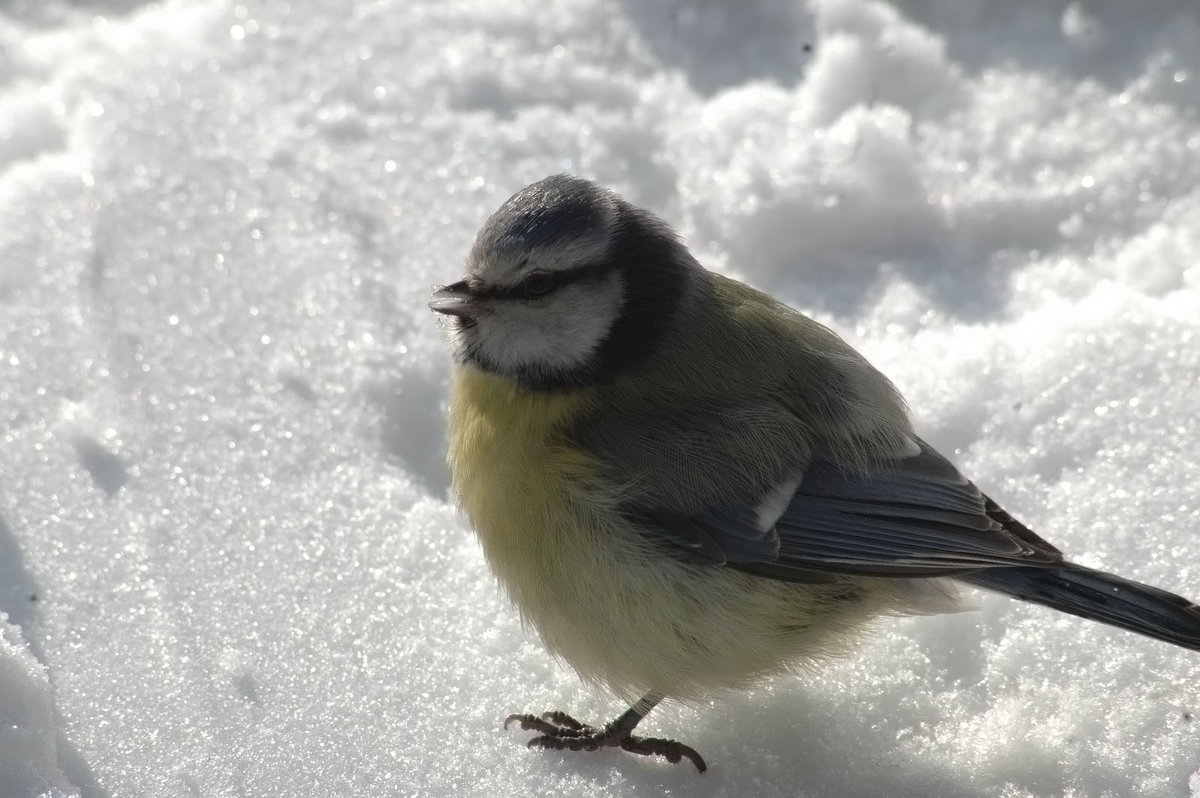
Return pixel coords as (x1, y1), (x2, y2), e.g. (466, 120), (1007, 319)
(504, 692), (707, 772)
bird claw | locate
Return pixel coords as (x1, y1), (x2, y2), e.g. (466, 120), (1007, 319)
(504, 709), (707, 772)
(539, 710), (595, 734)
(504, 711), (586, 738)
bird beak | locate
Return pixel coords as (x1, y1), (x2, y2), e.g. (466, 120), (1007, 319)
(429, 280), (482, 318)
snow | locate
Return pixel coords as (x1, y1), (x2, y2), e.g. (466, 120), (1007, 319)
(2, 0), (1200, 796)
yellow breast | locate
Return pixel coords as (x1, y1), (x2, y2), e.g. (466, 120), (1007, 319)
(447, 366), (598, 608)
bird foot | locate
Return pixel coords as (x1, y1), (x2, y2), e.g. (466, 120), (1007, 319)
(504, 710), (707, 772)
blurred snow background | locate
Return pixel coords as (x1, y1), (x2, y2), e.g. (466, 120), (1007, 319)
(2, 0), (1200, 796)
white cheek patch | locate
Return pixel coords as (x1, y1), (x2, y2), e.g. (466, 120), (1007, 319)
(470, 274), (624, 377)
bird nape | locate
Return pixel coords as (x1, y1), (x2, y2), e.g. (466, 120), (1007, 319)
(431, 174), (1200, 772)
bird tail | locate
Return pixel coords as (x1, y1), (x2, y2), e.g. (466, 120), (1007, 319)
(961, 563), (1200, 651)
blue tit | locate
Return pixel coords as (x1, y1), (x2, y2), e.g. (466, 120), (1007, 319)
(429, 174), (1200, 772)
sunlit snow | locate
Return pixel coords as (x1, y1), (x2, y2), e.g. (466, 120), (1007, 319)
(3, 1), (1200, 796)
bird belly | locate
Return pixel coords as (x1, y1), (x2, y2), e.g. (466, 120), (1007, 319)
(447, 368), (900, 702)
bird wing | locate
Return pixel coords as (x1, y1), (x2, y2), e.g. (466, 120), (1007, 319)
(627, 437), (1062, 583)
(576, 273), (1060, 582)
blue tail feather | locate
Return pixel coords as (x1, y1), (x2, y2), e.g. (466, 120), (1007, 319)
(962, 563), (1200, 651)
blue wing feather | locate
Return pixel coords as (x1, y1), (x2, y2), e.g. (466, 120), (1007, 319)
(634, 438), (1062, 581)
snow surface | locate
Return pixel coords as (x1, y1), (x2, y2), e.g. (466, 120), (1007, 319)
(2, 0), (1200, 796)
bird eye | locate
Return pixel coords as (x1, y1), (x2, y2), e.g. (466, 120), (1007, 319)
(522, 272), (555, 299)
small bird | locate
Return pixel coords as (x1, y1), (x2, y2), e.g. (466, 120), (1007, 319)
(430, 174), (1200, 773)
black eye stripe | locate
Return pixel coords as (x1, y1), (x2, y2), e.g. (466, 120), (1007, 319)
(485, 263), (615, 300)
